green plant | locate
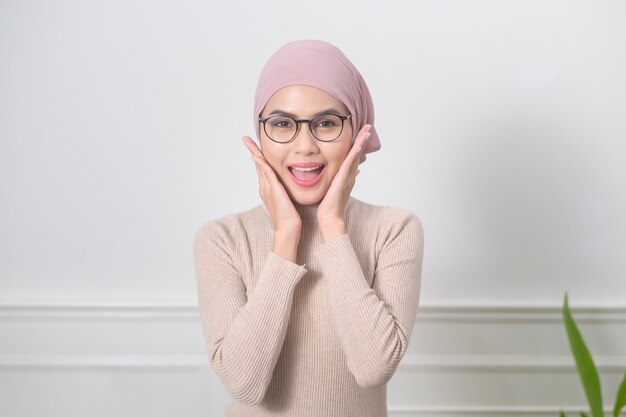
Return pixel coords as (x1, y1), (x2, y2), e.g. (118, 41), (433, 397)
(561, 293), (626, 417)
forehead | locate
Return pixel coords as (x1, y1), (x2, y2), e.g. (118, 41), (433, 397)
(262, 84), (349, 116)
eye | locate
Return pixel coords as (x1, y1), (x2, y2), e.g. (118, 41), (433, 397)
(270, 116), (295, 129)
(314, 115), (340, 128)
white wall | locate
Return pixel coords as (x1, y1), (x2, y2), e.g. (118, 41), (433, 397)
(1, 1), (625, 416)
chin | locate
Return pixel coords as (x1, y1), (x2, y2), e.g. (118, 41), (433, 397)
(290, 189), (325, 206)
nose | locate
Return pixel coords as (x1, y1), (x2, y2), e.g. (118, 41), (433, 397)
(292, 122), (320, 154)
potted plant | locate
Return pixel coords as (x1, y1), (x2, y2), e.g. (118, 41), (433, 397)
(561, 293), (626, 417)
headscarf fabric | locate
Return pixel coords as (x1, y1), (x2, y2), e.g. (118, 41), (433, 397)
(253, 40), (381, 163)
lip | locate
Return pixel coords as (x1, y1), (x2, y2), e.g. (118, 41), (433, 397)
(287, 164), (326, 187)
(288, 162), (325, 168)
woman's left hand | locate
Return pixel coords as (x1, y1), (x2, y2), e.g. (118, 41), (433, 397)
(317, 124), (371, 242)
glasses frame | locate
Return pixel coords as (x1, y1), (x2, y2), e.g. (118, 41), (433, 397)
(258, 113), (352, 144)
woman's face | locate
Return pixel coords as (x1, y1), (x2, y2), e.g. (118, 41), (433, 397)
(259, 85), (354, 205)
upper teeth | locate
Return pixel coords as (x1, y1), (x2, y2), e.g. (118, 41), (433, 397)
(291, 165), (322, 172)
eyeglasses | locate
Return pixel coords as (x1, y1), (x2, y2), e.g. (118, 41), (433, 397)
(258, 113), (352, 143)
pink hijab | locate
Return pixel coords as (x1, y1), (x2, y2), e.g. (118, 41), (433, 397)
(253, 40), (381, 164)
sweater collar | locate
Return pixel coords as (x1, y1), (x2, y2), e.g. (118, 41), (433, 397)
(292, 200), (321, 222)
(293, 196), (356, 222)
(259, 197), (355, 224)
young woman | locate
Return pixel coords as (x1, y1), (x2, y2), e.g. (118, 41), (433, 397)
(194, 40), (424, 417)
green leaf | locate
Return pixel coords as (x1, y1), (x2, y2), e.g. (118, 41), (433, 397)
(582, 413), (590, 417)
(561, 411), (568, 417)
(614, 369), (626, 417)
(563, 293), (604, 417)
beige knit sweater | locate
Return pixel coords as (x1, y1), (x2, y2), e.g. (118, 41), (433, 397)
(193, 196), (424, 417)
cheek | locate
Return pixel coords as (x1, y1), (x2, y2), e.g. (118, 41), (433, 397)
(341, 128), (354, 158)
(341, 134), (355, 160)
(326, 143), (352, 170)
(345, 125), (354, 143)
(260, 139), (286, 169)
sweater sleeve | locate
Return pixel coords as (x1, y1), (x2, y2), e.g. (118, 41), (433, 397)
(193, 221), (307, 405)
(313, 211), (424, 388)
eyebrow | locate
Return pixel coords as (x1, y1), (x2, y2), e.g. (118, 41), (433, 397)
(267, 108), (343, 119)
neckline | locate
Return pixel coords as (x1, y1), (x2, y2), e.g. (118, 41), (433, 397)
(258, 197), (355, 224)
(292, 200), (321, 222)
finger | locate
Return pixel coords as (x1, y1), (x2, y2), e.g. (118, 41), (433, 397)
(247, 140), (275, 177)
(252, 155), (279, 188)
(242, 136), (264, 159)
(251, 156), (269, 191)
(243, 139), (264, 161)
(344, 145), (368, 184)
(352, 129), (371, 165)
(340, 130), (370, 177)
(252, 155), (270, 179)
(353, 124), (371, 147)
(349, 127), (371, 159)
(356, 125), (371, 149)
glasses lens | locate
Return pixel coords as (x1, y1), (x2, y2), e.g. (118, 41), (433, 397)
(311, 114), (344, 142)
(264, 115), (296, 143)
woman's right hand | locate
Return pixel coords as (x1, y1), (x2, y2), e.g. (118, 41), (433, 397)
(242, 136), (302, 262)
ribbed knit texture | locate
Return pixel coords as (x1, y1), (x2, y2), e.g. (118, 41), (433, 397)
(193, 196), (424, 417)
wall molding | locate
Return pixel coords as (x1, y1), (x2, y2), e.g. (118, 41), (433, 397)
(1, 298), (625, 321)
(0, 354), (208, 370)
(0, 299), (199, 319)
(1, 298), (624, 415)
(387, 405), (620, 415)
(2, 353), (625, 372)
(1, 299), (625, 372)
(399, 354), (626, 372)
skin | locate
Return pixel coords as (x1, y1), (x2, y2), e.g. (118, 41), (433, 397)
(242, 85), (371, 262)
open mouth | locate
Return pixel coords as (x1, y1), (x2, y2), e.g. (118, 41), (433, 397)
(287, 164), (326, 186)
